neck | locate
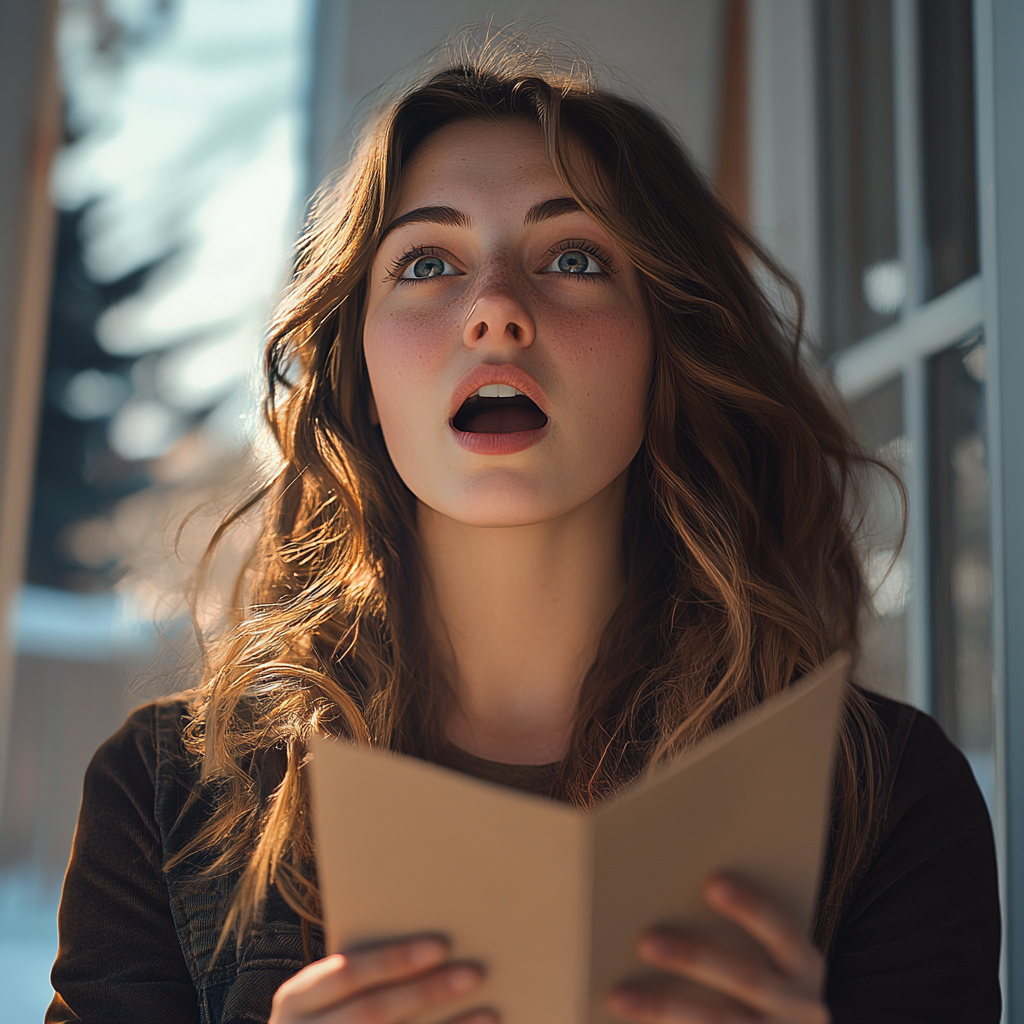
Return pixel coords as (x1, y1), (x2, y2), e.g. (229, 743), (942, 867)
(417, 475), (627, 765)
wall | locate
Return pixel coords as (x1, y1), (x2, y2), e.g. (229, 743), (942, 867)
(309, 0), (727, 188)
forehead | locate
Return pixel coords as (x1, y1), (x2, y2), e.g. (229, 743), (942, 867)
(396, 118), (561, 213)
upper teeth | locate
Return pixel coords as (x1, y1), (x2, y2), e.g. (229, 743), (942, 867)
(474, 384), (525, 398)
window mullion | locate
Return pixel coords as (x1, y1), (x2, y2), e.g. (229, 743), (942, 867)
(902, 355), (931, 711)
(893, 1), (929, 717)
(893, 0), (925, 314)
(974, 1), (1016, 1017)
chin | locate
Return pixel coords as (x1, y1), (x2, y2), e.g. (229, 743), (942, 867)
(428, 472), (583, 529)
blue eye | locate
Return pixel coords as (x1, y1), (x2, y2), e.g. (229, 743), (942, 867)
(544, 249), (604, 275)
(401, 254), (455, 279)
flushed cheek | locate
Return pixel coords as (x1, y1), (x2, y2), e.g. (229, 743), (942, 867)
(549, 312), (650, 428)
(365, 305), (457, 379)
(363, 306), (460, 429)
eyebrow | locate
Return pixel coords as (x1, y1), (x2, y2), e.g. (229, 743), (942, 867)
(523, 196), (584, 225)
(381, 196), (585, 240)
(381, 205), (469, 239)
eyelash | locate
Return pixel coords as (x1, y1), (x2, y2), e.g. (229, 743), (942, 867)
(385, 239), (616, 282)
(546, 239), (615, 278)
(387, 245), (450, 281)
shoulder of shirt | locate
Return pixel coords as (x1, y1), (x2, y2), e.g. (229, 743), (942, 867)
(853, 685), (988, 830)
(87, 694), (196, 794)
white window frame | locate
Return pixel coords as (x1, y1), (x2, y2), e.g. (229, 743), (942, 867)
(751, 1), (1023, 1016)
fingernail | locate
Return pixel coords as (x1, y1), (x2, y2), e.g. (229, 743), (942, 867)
(318, 953), (347, 975)
(610, 989), (650, 1013)
(708, 875), (740, 900)
(408, 938), (447, 967)
(446, 965), (482, 994)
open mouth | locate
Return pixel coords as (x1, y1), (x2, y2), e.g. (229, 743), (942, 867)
(452, 383), (549, 434)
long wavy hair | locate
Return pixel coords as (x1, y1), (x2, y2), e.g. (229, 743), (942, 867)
(168, 43), (896, 958)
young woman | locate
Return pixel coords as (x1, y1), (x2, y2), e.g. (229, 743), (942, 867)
(48, 49), (999, 1024)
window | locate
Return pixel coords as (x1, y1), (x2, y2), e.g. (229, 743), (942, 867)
(849, 377), (908, 703)
(818, 0), (901, 352)
(929, 335), (993, 805)
(819, 0), (988, 757)
(919, 0), (979, 299)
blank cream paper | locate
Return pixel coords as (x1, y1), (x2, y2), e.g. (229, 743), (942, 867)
(309, 651), (849, 1024)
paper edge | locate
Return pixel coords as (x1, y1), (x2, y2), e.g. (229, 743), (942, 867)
(597, 651), (852, 813)
(309, 650), (850, 828)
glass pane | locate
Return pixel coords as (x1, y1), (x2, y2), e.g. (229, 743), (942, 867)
(919, 0), (979, 299)
(818, 0), (901, 353)
(849, 377), (909, 702)
(929, 337), (993, 807)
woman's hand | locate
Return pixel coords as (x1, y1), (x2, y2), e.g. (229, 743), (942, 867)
(608, 875), (829, 1024)
(269, 935), (496, 1024)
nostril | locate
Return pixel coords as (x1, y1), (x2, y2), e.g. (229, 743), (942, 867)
(473, 321), (487, 341)
(507, 322), (520, 341)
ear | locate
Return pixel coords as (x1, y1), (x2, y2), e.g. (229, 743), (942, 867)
(367, 388), (380, 426)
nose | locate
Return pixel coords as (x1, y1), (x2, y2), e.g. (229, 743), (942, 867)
(462, 288), (536, 350)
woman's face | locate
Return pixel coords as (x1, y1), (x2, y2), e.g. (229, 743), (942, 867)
(363, 118), (651, 527)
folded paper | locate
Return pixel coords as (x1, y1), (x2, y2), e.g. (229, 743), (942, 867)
(310, 651), (849, 1024)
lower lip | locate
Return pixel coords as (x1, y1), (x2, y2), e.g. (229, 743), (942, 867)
(451, 423), (549, 455)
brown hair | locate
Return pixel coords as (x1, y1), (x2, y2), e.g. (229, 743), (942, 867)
(169, 42), (893, 957)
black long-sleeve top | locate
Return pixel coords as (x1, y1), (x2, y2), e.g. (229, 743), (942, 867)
(46, 691), (1001, 1023)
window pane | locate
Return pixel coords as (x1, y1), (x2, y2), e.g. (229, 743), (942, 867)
(818, 0), (901, 353)
(849, 377), (909, 702)
(919, 0), (979, 299)
(929, 337), (993, 804)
